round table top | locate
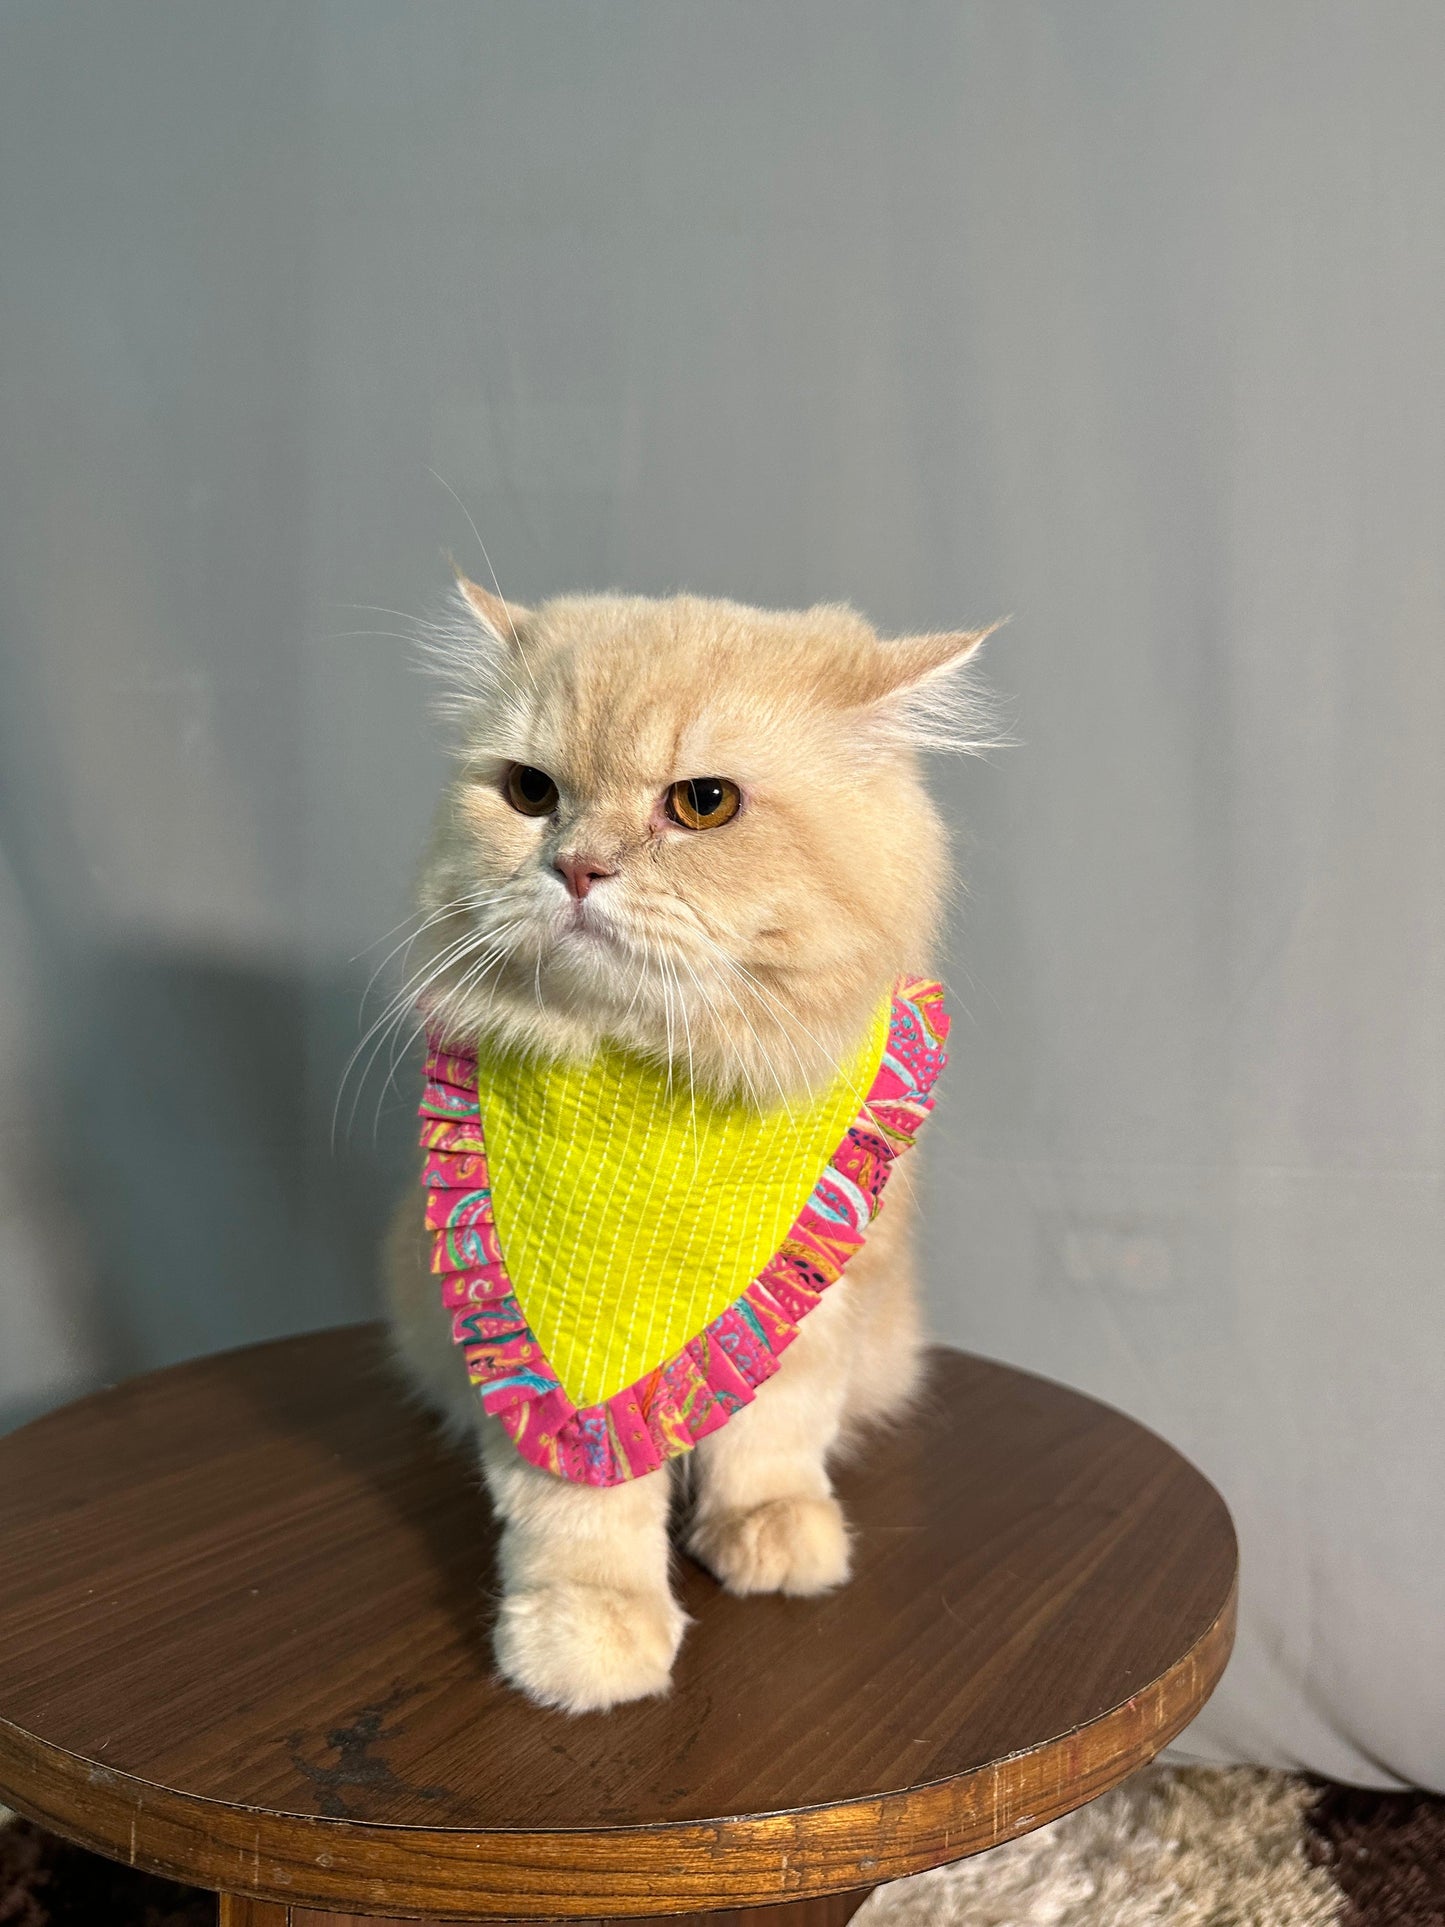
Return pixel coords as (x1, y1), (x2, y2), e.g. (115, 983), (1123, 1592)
(0, 1328), (1235, 1919)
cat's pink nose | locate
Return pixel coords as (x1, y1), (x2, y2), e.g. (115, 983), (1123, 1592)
(554, 853), (616, 901)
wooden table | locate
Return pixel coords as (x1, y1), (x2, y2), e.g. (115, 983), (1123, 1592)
(0, 1328), (1235, 1925)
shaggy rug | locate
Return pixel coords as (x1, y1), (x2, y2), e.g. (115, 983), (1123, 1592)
(2, 1769), (1442, 1924)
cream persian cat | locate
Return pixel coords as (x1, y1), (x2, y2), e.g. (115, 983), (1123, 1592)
(383, 579), (991, 1714)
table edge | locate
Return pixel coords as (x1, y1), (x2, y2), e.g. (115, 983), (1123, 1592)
(0, 1572), (1236, 1917)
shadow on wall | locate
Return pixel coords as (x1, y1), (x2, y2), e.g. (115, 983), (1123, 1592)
(0, 943), (414, 1433)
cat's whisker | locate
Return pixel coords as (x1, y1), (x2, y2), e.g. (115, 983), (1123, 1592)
(621, 935), (653, 1027)
(426, 467), (541, 699)
(695, 932), (845, 1087)
(387, 921), (525, 1091)
(319, 630), (422, 645)
(717, 948), (894, 1140)
(659, 955), (676, 1099)
(415, 919), (526, 1043)
(350, 899), (459, 966)
(728, 948), (909, 1140)
(654, 909), (799, 1090)
(340, 944), (481, 1145)
(324, 602), (430, 625)
(690, 949), (802, 1126)
(377, 915), (503, 1028)
(358, 890), (512, 1011)
(375, 930), (522, 1139)
(638, 882), (798, 1109)
(674, 948), (764, 1114)
(407, 923), (522, 1041)
(718, 955), (827, 1080)
(334, 915), (516, 1145)
(356, 904), (496, 1027)
(334, 950), (463, 1149)
(662, 951), (700, 1163)
(481, 935), (525, 1031)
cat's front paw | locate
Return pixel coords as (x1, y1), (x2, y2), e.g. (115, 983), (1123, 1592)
(492, 1581), (688, 1714)
(688, 1495), (852, 1597)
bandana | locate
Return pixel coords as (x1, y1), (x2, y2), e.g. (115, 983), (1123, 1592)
(418, 977), (949, 1485)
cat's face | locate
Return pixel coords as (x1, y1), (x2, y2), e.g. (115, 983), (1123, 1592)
(414, 584), (989, 1098)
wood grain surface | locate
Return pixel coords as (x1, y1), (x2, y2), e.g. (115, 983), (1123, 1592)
(224, 1891), (872, 1926)
(0, 1328), (1236, 1918)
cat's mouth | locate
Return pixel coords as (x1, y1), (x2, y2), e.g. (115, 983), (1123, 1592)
(556, 900), (615, 946)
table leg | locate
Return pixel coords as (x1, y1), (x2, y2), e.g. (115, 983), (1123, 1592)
(219, 1890), (875, 1927)
(218, 1900), (288, 1926)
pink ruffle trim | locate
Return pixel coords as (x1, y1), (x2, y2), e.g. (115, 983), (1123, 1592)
(418, 978), (950, 1485)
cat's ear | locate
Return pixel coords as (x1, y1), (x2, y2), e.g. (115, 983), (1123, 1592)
(420, 572), (535, 729)
(853, 623), (1005, 756)
(456, 574), (532, 648)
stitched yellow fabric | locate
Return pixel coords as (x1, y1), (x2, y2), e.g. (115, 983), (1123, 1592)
(478, 995), (892, 1410)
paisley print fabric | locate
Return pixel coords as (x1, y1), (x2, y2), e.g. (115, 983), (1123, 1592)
(418, 977), (950, 1485)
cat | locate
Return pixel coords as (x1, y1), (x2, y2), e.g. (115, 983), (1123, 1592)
(383, 577), (992, 1714)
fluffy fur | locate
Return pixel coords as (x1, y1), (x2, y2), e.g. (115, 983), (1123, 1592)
(382, 581), (991, 1713)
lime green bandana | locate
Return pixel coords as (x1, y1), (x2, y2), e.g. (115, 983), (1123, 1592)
(419, 977), (950, 1485)
(480, 996), (891, 1413)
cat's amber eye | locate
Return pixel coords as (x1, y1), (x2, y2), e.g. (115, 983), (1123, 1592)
(504, 764), (560, 817)
(665, 777), (742, 831)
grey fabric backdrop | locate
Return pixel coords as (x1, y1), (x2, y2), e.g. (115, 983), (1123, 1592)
(1, 2), (1440, 1788)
